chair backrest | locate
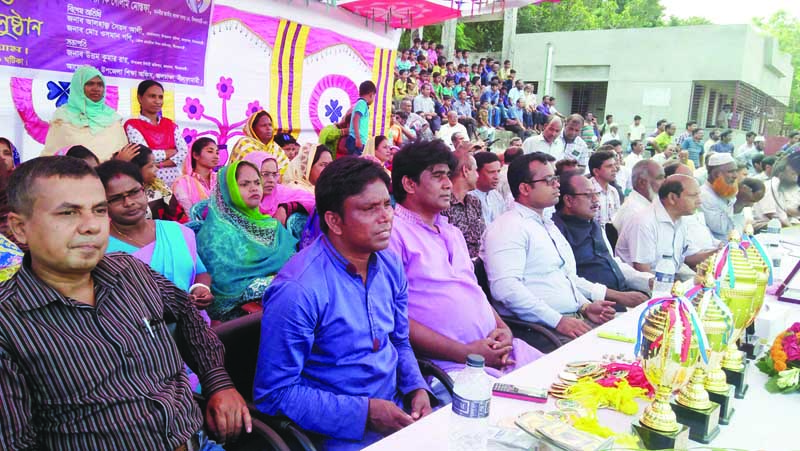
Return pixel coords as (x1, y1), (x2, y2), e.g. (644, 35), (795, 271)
(605, 222), (619, 252)
(473, 257), (493, 301)
(213, 312), (263, 402)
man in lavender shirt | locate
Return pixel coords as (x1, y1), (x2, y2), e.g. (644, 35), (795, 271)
(387, 139), (542, 379)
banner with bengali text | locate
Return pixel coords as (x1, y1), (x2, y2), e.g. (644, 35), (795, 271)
(0, 0), (212, 86)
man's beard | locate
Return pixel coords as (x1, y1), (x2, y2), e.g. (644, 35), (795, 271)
(712, 176), (738, 199)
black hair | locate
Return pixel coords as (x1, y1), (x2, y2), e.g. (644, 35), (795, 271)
(95, 159), (143, 188)
(555, 159), (578, 176)
(508, 152), (550, 200)
(65, 145), (100, 165)
(663, 162), (683, 177)
(474, 151), (500, 172)
(658, 177), (685, 200)
(313, 145), (333, 166)
(556, 170), (584, 211)
(190, 137), (216, 169)
(692, 127), (704, 136)
(504, 146), (523, 165)
(392, 139), (455, 204)
(752, 153), (765, 165)
(720, 130), (733, 139)
(359, 80), (377, 97)
(604, 139), (623, 148)
(605, 114), (613, 121)
(588, 150), (616, 177)
(136, 79), (164, 97)
(634, 115), (641, 121)
(762, 156), (777, 167)
(741, 177), (765, 194)
(315, 157), (390, 235)
(631, 139), (642, 148)
(129, 145), (153, 169)
(7, 156), (98, 217)
(235, 160), (261, 181)
(685, 120), (697, 129)
(746, 131), (757, 139)
(375, 135), (388, 150)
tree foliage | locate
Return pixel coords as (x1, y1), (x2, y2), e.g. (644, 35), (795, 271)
(399, 0), (713, 52)
(753, 10), (800, 119)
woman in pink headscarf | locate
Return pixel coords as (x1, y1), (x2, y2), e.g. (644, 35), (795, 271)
(243, 151), (315, 226)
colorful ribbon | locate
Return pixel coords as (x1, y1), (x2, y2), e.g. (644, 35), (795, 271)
(745, 234), (774, 285)
(634, 295), (710, 365)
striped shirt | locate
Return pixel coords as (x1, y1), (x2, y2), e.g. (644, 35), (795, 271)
(0, 253), (233, 450)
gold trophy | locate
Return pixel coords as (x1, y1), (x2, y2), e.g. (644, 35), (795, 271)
(632, 283), (707, 449)
(672, 268), (732, 440)
(716, 231), (766, 399)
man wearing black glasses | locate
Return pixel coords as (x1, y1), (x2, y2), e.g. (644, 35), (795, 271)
(552, 171), (652, 312)
(480, 152), (617, 348)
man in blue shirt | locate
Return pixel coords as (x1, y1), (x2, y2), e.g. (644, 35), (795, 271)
(681, 127), (705, 168)
(710, 129), (735, 154)
(254, 157), (432, 450)
(347, 80), (376, 156)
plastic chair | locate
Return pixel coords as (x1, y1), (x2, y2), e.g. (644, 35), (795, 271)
(191, 393), (289, 451)
(212, 313), (318, 451)
(473, 257), (563, 353)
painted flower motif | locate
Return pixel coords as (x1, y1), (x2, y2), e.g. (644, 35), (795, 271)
(216, 77), (234, 100)
(46, 81), (70, 107)
(182, 128), (198, 145)
(246, 100), (262, 117)
(324, 99), (343, 124)
(183, 98), (205, 120)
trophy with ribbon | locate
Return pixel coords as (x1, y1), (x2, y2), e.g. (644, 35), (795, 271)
(714, 230), (768, 399)
(671, 267), (735, 442)
(632, 283), (709, 450)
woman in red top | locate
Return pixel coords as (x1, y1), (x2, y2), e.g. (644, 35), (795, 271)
(125, 80), (188, 187)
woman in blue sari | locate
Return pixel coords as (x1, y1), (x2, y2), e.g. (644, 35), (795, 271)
(194, 160), (297, 321)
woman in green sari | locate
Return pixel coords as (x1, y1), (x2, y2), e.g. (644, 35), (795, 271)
(195, 160), (297, 321)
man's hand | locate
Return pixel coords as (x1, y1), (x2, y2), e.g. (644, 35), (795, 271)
(584, 300), (616, 324)
(408, 389), (432, 420)
(464, 338), (512, 369)
(367, 399), (414, 436)
(607, 290), (648, 308)
(555, 316), (591, 339)
(205, 388), (252, 444)
(486, 327), (515, 366)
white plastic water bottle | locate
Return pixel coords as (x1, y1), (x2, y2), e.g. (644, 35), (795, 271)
(766, 218), (782, 271)
(652, 255), (675, 298)
(449, 354), (492, 451)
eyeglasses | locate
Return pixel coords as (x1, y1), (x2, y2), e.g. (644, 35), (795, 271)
(260, 170), (279, 180)
(570, 191), (601, 199)
(107, 186), (145, 204)
(525, 175), (559, 187)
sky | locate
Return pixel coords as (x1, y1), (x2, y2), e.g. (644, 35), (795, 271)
(661, 0), (800, 24)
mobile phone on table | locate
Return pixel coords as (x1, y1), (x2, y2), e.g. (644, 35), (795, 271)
(492, 383), (548, 403)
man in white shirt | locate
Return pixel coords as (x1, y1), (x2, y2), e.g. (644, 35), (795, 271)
(497, 146), (523, 205)
(700, 153), (739, 241)
(624, 140), (645, 169)
(522, 116), (564, 156)
(627, 115), (647, 145)
(612, 160), (664, 232)
(605, 140), (632, 194)
(437, 111), (468, 150)
(754, 156), (800, 227)
(481, 152), (616, 343)
(616, 174), (714, 272)
(735, 132), (758, 161)
(562, 114), (591, 171)
(470, 151), (507, 225)
(508, 80), (525, 104)
(703, 129), (720, 154)
(588, 149), (620, 227)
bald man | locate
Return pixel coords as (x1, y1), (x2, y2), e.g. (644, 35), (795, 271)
(522, 116), (564, 156)
(437, 110), (469, 150)
(616, 174), (717, 273)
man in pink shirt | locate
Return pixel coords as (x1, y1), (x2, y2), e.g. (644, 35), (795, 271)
(388, 140), (542, 378)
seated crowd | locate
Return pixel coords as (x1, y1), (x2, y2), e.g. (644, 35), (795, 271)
(1, 63), (798, 450)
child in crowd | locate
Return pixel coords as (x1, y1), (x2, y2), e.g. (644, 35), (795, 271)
(346, 81), (376, 156)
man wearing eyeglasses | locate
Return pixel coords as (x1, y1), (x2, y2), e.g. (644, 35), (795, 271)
(480, 152), (617, 349)
(552, 171), (652, 312)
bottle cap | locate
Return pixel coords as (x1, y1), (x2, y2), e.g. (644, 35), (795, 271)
(466, 354), (485, 368)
